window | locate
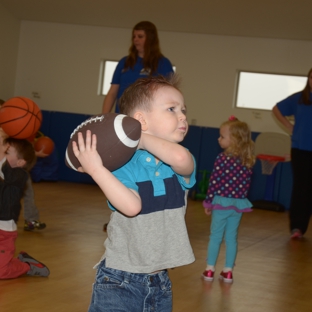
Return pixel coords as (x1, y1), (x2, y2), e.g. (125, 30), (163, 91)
(98, 60), (118, 96)
(235, 71), (307, 110)
(98, 60), (176, 96)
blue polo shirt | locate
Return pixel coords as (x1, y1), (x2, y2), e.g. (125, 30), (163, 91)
(102, 149), (196, 273)
(111, 56), (174, 113)
(277, 91), (312, 151)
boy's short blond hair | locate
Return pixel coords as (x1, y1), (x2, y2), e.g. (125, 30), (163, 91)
(119, 74), (181, 116)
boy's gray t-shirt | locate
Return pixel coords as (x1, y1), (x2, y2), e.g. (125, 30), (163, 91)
(101, 149), (196, 273)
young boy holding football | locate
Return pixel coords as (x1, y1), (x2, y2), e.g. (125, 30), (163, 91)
(72, 75), (196, 312)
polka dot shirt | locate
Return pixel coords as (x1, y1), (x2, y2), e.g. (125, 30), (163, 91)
(205, 153), (253, 203)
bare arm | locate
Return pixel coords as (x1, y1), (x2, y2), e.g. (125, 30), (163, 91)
(102, 84), (119, 114)
(72, 131), (141, 217)
(272, 105), (294, 134)
(138, 133), (194, 178)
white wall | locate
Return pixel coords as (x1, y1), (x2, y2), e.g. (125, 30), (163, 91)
(15, 21), (312, 133)
(0, 4), (20, 100)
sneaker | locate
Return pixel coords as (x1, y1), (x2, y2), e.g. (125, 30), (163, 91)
(291, 229), (303, 239)
(24, 220), (46, 231)
(202, 270), (214, 281)
(18, 251), (50, 277)
(219, 271), (233, 283)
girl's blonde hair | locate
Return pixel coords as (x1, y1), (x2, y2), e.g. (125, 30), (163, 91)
(221, 118), (256, 169)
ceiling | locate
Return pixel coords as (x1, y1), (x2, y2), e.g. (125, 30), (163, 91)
(1, 0), (312, 42)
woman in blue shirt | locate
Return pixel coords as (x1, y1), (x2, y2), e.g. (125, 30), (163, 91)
(272, 68), (312, 239)
(102, 21), (174, 114)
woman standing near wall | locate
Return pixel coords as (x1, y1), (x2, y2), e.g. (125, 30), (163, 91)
(102, 21), (174, 114)
(272, 68), (312, 239)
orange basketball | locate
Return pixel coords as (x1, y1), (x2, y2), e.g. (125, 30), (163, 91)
(34, 136), (55, 155)
(0, 97), (42, 139)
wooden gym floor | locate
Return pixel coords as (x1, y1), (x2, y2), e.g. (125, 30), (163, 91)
(0, 181), (311, 312)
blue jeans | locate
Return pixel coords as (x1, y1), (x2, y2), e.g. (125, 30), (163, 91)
(88, 260), (172, 312)
(207, 209), (243, 268)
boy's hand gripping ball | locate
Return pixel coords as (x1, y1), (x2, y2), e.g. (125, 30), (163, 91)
(0, 97), (42, 139)
(65, 113), (141, 172)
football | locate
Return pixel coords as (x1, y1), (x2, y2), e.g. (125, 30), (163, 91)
(65, 113), (141, 172)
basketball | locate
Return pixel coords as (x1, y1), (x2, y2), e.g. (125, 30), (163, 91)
(0, 97), (42, 139)
(34, 136), (55, 155)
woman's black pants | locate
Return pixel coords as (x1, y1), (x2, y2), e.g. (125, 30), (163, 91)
(289, 148), (312, 234)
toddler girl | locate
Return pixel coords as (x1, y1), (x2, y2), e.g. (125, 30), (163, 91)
(202, 116), (255, 283)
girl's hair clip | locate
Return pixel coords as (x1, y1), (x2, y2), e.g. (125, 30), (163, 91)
(228, 115), (237, 121)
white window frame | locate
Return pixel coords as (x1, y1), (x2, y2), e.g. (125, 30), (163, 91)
(234, 71), (307, 111)
(98, 60), (119, 96)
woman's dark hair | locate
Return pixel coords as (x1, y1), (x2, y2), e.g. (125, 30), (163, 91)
(300, 68), (312, 105)
(125, 21), (163, 75)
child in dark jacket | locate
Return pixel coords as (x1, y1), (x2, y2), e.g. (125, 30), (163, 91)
(0, 137), (50, 279)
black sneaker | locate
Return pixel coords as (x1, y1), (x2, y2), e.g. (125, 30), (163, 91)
(24, 220), (46, 231)
(18, 251), (50, 277)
